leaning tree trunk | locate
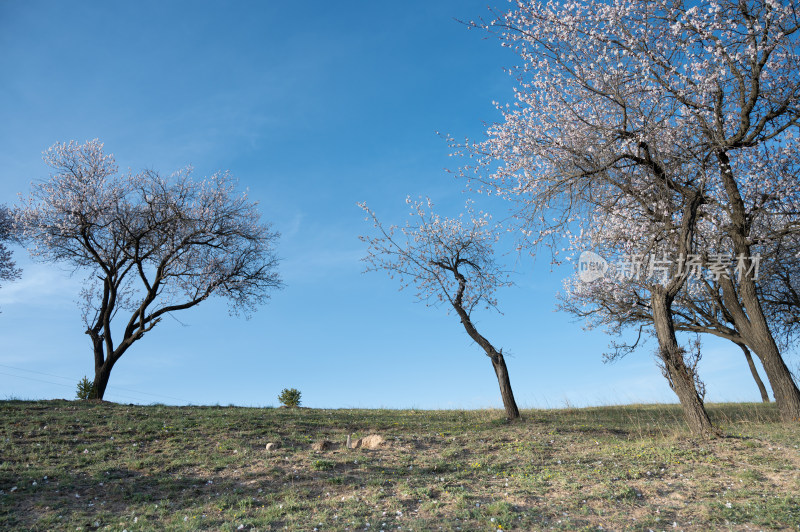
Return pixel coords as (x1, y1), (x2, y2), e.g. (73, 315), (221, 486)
(647, 189), (713, 436)
(717, 246), (800, 418)
(450, 304), (520, 420)
(472, 333), (520, 420)
(446, 268), (521, 420)
(736, 341), (770, 403)
(489, 350), (521, 420)
(745, 329), (800, 418)
(652, 290), (714, 436)
(717, 149), (800, 421)
(718, 254), (800, 419)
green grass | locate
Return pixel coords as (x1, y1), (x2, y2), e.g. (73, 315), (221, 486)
(1, 400), (798, 530)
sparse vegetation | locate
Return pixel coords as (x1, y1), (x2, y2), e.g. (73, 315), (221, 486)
(1, 400), (799, 530)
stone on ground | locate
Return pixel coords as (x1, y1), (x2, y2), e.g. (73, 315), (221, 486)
(312, 440), (332, 452)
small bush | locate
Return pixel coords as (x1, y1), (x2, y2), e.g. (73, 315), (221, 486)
(312, 459), (334, 471)
(76, 376), (95, 400)
(278, 388), (302, 408)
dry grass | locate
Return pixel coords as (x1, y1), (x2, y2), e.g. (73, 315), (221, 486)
(1, 400), (799, 530)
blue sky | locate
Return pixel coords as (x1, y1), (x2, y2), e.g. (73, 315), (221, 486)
(0, 0), (788, 408)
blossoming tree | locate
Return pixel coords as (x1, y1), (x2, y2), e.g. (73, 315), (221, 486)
(560, 139), (800, 405)
(17, 140), (283, 399)
(463, 0), (800, 427)
(359, 198), (520, 420)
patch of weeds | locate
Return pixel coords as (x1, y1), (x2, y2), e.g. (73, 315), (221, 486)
(709, 497), (800, 528)
(735, 469), (764, 483)
(636, 514), (663, 529)
(420, 499), (445, 513)
(608, 485), (639, 502)
(441, 447), (461, 459)
(484, 500), (516, 527)
(411, 486), (435, 499)
(311, 459), (335, 471)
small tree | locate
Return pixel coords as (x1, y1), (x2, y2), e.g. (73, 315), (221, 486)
(278, 388), (302, 408)
(17, 140), (283, 400)
(360, 198), (520, 420)
(76, 376), (94, 400)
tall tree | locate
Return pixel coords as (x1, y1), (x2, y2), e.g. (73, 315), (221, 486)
(561, 141), (800, 403)
(17, 140), (283, 399)
(359, 198), (521, 420)
(463, 0), (800, 425)
(565, 176), (716, 435)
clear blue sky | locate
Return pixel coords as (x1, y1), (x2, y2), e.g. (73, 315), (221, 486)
(0, 0), (788, 408)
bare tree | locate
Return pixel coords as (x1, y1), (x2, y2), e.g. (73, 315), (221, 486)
(16, 140), (283, 399)
(359, 198), (520, 420)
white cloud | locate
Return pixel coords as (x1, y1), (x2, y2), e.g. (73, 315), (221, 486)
(280, 247), (364, 282)
(0, 264), (82, 307)
(280, 212), (305, 240)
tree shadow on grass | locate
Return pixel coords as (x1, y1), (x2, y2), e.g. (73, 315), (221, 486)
(2, 466), (294, 530)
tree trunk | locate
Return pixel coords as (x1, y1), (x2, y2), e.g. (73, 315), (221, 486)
(718, 261), (800, 419)
(720, 270), (800, 418)
(87, 332), (112, 400)
(748, 333), (800, 418)
(716, 149), (800, 421)
(490, 351), (520, 420)
(736, 341), (770, 403)
(92, 361), (113, 400)
(450, 297), (521, 420)
(652, 290), (714, 436)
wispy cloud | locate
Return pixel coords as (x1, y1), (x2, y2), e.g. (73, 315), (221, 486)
(0, 264), (82, 308)
(280, 247), (364, 283)
(279, 212), (304, 240)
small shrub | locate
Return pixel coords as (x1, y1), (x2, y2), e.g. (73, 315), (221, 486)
(613, 485), (640, 501)
(76, 376), (95, 400)
(312, 459), (334, 471)
(278, 388), (302, 408)
(484, 500), (515, 527)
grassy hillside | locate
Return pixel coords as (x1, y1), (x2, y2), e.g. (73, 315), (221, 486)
(1, 400), (798, 530)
